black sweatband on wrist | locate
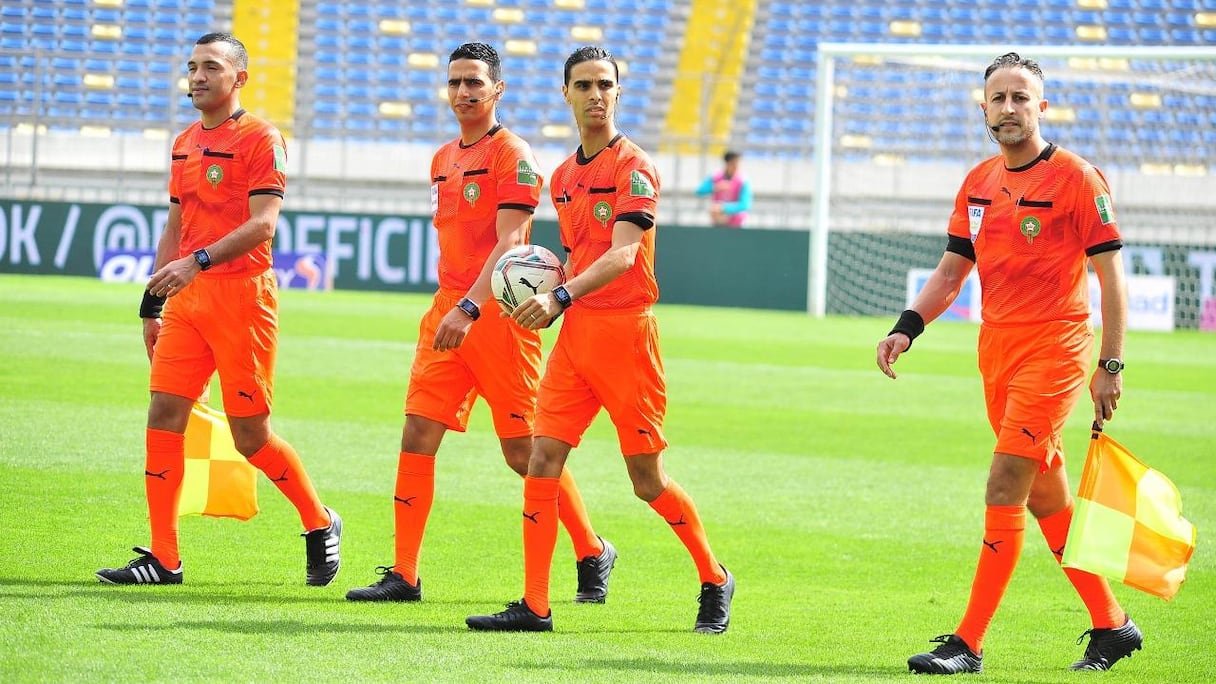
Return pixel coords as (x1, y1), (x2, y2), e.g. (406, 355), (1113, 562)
(140, 289), (167, 319)
(889, 309), (925, 350)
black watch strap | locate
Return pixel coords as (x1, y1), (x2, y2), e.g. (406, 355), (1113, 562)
(1099, 358), (1125, 374)
(552, 285), (573, 310)
(457, 297), (481, 321)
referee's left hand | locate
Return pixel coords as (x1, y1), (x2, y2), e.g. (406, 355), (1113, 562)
(1089, 369), (1122, 428)
(511, 293), (559, 330)
(433, 307), (473, 351)
(876, 333), (911, 379)
(146, 256), (201, 298)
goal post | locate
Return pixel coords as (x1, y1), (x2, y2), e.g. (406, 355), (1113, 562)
(807, 43), (1216, 328)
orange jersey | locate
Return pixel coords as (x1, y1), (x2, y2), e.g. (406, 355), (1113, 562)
(431, 125), (543, 292)
(169, 109), (287, 277)
(947, 143), (1122, 326)
(550, 134), (659, 310)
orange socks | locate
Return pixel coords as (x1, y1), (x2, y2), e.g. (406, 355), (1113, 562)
(956, 505), (1026, 654)
(1038, 504), (1126, 629)
(557, 468), (603, 560)
(247, 434), (329, 531)
(648, 480), (726, 585)
(522, 476), (560, 617)
(392, 452), (436, 585)
(146, 428), (185, 570)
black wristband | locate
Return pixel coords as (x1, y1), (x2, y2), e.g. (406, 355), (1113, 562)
(140, 289), (167, 319)
(889, 309), (925, 350)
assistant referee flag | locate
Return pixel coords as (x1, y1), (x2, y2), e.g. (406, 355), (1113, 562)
(179, 403), (259, 520)
(1063, 426), (1195, 600)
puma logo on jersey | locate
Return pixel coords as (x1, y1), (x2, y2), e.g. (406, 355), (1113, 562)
(237, 390), (256, 402)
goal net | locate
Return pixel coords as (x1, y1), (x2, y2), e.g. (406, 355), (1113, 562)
(807, 43), (1216, 331)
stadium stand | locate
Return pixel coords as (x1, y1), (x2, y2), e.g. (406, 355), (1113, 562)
(0, 0), (1212, 180)
(738, 0), (1215, 169)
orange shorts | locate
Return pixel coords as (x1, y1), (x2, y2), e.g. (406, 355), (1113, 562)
(977, 319), (1093, 470)
(150, 271), (278, 418)
(405, 290), (541, 438)
(534, 306), (667, 455)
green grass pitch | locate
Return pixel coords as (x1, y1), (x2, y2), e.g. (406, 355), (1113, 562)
(1, 274), (1212, 683)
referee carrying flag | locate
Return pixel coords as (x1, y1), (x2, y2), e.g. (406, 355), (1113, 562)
(1062, 424), (1195, 600)
(178, 403), (259, 520)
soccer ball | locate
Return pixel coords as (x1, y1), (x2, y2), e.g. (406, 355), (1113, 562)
(491, 244), (566, 313)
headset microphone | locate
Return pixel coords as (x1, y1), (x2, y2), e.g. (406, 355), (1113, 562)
(990, 124), (1000, 132)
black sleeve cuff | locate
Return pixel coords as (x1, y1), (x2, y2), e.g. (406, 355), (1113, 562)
(498, 203), (537, 214)
(1085, 239), (1123, 257)
(616, 211), (655, 230)
(946, 234), (976, 262)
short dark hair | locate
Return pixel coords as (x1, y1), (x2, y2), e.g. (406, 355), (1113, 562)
(195, 32), (248, 70)
(450, 42), (502, 82)
(984, 52), (1044, 85)
(723, 151), (740, 163)
(563, 45), (618, 85)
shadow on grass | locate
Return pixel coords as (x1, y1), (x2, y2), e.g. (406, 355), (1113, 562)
(94, 619), (458, 635)
(518, 657), (904, 679)
(0, 578), (350, 605)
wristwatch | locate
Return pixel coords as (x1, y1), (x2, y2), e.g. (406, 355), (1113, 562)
(456, 297), (481, 321)
(1099, 358), (1125, 375)
(551, 285), (573, 310)
(192, 248), (213, 271)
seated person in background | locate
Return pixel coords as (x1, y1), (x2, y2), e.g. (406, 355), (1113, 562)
(695, 150), (752, 227)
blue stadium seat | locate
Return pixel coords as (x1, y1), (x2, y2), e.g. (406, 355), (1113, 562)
(1138, 27), (1167, 43)
(1171, 28), (1202, 44)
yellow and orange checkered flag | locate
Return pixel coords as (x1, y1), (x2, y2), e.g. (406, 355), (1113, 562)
(178, 402), (259, 521)
(1062, 424), (1196, 600)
